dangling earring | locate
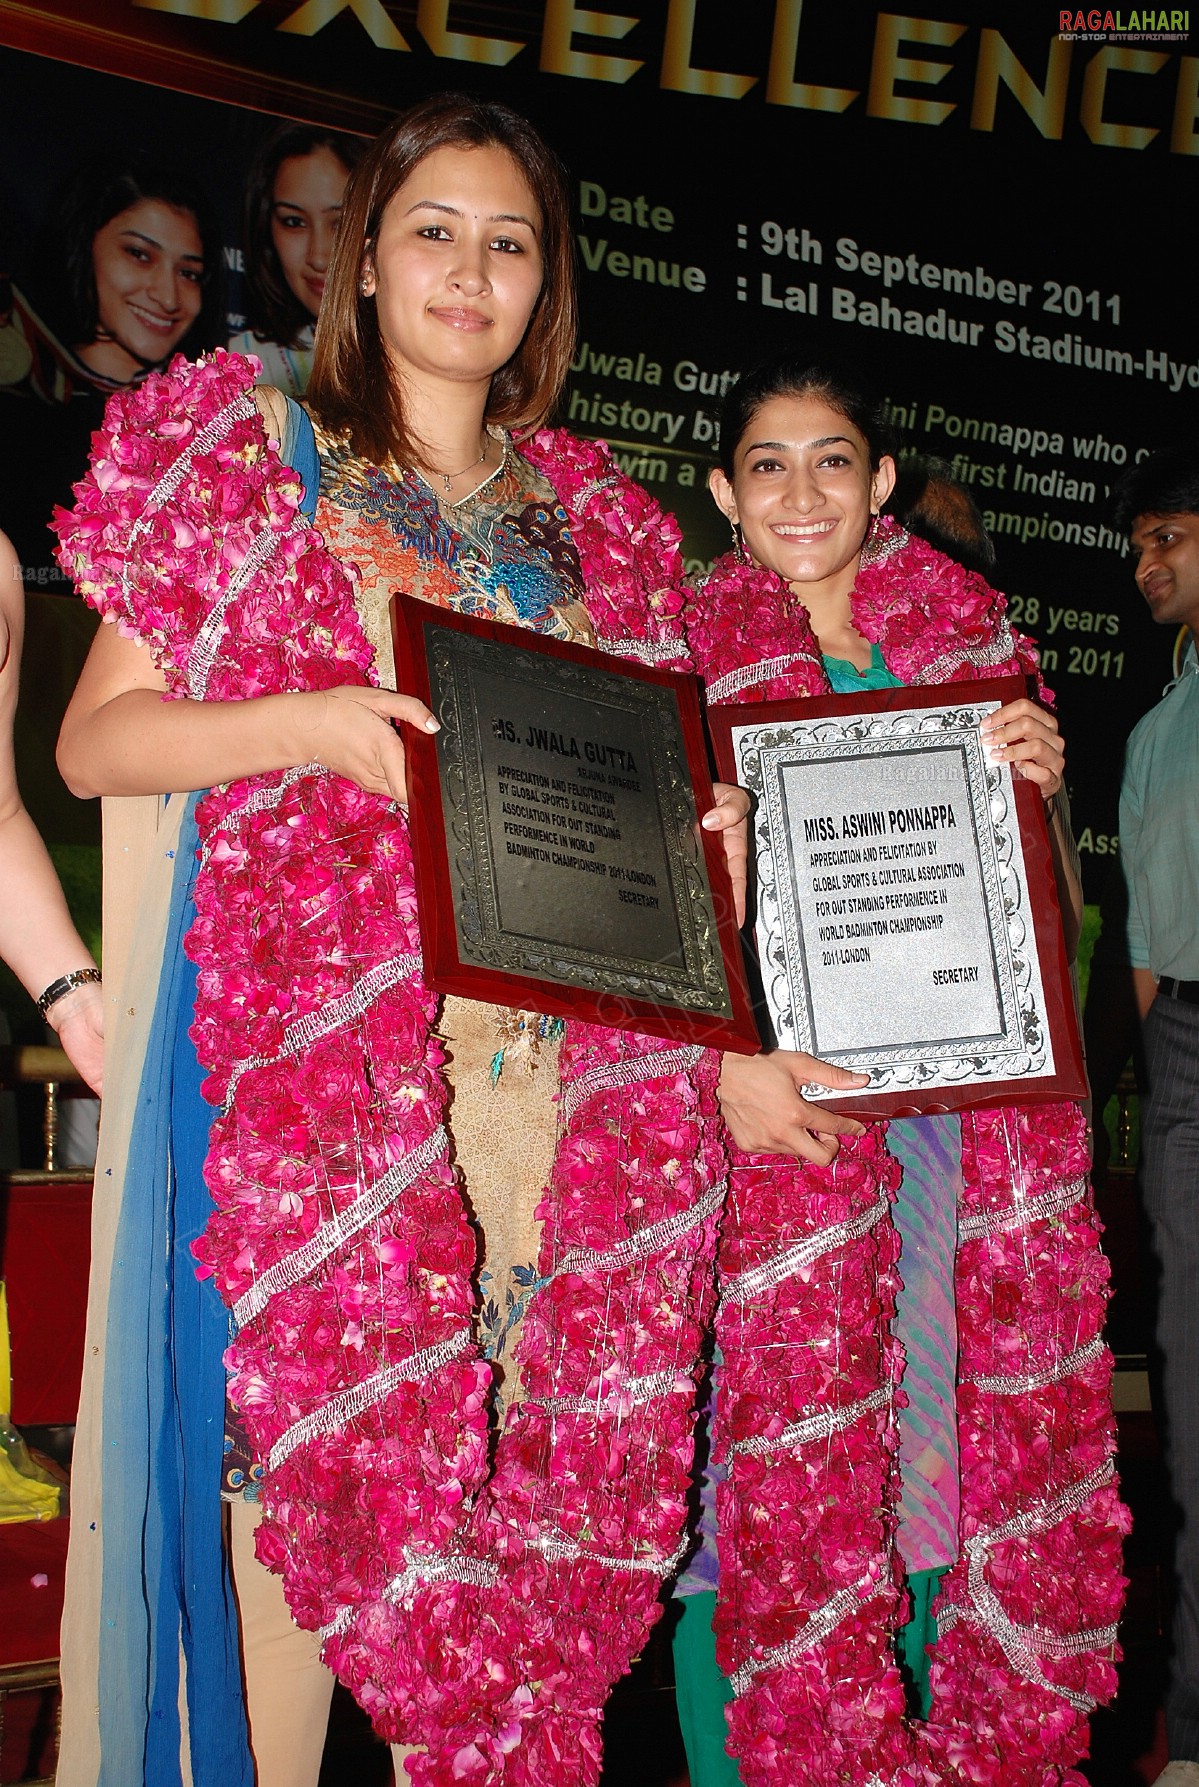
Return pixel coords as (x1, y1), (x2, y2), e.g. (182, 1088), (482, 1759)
(860, 510), (885, 564)
(730, 518), (749, 563)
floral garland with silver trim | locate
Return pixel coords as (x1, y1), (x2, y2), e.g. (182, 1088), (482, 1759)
(55, 351), (727, 1784)
(686, 533), (1127, 1785)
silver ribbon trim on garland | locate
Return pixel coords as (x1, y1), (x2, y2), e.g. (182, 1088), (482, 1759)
(552, 1178), (725, 1280)
(199, 763), (325, 870)
(189, 521), (294, 700)
(234, 1125), (450, 1329)
(966, 1333), (1105, 1397)
(594, 633), (686, 665)
(706, 653), (818, 704)
(908, 618), (1021, 687)
(958, 1174), (1087, 1242)
(935, 1458), (1117, 1713)
(224, 951), (423, 1107)
(527, 1366), (688, 1419)
(528, 1527), (690, 1577)
(730, 1574), (878, 1696)
(317, 1547), (500, 1644)
(729, 1386), (892, 1457)
(721, 1189), (890, 1308)
(120, 392), (256, 606)
(558, 1044), (705, 1128)
(268, 1328), (472, 1471)
(569, 470), (619, 506)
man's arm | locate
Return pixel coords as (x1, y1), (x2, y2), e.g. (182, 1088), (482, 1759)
(1083, 960), (1156, 1120)
(1083, 744), (1152, 1160)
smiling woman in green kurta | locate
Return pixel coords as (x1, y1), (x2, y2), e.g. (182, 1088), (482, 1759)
(673, 353), (1081, 1787)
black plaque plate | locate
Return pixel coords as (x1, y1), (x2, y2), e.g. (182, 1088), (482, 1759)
(392, 594), (758, 1052)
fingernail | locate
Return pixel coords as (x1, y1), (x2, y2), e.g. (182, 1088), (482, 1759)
(701, 812), (720, 829)
(425, 717), (440, 732)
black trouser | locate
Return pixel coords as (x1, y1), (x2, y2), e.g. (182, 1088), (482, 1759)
(1142, 992), (1199, 1761)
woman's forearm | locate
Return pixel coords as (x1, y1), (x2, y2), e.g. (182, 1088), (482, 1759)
(0, 800), (104, 1093)
(57, 684), (326, 798)
(0, 802), (97, 998)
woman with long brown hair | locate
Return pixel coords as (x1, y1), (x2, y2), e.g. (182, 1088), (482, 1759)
(55, 94), (745, 1787)
(229, 123), (362, 396)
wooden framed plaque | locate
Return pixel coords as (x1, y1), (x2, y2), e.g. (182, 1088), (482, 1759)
(392, 595), (759, 1053)
(708, 676), (1086, 1116)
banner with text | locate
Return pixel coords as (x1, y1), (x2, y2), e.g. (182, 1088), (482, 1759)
(1, 0), (1195, 893)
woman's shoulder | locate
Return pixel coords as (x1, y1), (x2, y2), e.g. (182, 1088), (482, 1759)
(521, 428), (681, 545)
(521, 425), (620, 494)
(248, 379), (316, 463)
(230, 333), (312, 398)
(81, 349), (261, 456)
(55, 354), (301, 637)
(0, 532), (17, 668)
(519, 427), (688, 643)
(252, 383), (290, 442)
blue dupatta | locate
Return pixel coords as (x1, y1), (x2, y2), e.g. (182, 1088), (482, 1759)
(91, 403), (319, 1785)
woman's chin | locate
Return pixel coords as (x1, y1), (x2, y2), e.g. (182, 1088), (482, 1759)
(75, 338), (149, 382)
(756, 552), (841, 588)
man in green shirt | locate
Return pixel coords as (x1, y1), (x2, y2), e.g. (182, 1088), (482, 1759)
(1086, 447), (1199, 1787)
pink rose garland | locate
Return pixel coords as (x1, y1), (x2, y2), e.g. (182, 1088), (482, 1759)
(56, 352), (726, 1783)
(688, 531), (1127, 1786)
(58, 345), (1125, 1784)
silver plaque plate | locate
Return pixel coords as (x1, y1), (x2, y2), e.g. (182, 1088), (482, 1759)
(729, 696), (1056, 1101)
